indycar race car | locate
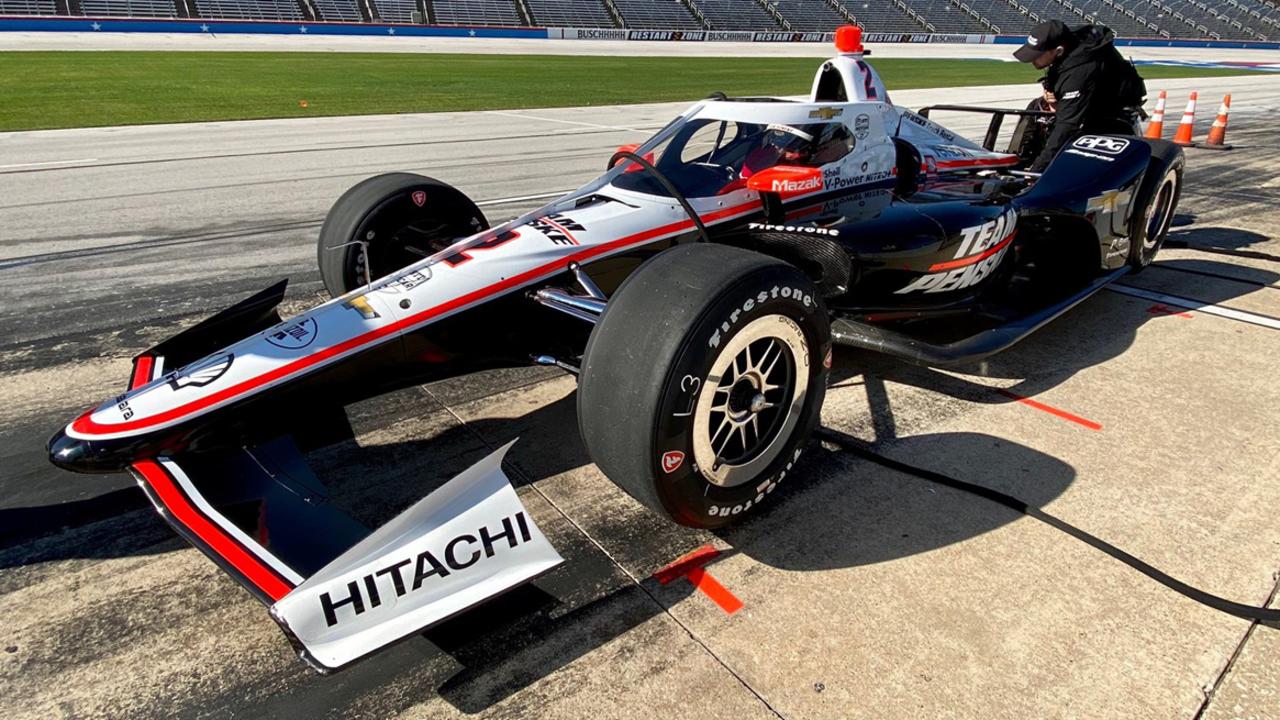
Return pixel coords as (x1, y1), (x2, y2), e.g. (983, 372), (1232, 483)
(47, 27), (1182, 672)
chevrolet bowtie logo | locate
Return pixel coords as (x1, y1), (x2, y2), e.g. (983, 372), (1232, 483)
(808, 107), (843, 120)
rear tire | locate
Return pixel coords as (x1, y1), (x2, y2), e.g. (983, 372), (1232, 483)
(1127, 153), (1184, 272)
(578, 244), (831, 529)
(317, 173), (488, 297)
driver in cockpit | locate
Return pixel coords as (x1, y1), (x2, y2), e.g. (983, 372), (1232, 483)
(745, 121), (851, 166)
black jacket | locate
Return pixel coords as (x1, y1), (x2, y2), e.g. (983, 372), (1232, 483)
(1030, 25), (1146, 172)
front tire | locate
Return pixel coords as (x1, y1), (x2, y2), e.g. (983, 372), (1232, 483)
(578, 244), (831, 529)
(317, 173), (488, 297)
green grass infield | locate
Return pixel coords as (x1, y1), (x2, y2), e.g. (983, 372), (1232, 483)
(0, 51), (1262, 131)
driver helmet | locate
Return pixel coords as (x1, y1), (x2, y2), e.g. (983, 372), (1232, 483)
(764, 124), (817, 165)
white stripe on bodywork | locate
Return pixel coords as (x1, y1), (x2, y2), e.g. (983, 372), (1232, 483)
(159, 457), (307, 585)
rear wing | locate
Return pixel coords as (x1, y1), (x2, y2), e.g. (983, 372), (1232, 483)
(917, 104), (1053, 153)
(122, 288), (563, 672)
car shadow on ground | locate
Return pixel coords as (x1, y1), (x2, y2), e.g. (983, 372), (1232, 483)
(834, 255), (1279, 407)
(1164, 224), (1280, 262)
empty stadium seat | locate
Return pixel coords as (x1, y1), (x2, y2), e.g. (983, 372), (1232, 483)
(772, 0), (847, 31)
(80, 0), (178, 16)
(432, 0), (522, 24)
(612, 0), (703, 28)
(904, 0), (988, 31)
(372, 0), (416, 21)
(312, 0), (361, 21)
(0, 0), (58, 13)
(526, 0), (616, 26)
(964, 0), (1030, 32)
(843, 0), (928, 31)
(690, 0), (778, 29)
(193, 0), (303, 19)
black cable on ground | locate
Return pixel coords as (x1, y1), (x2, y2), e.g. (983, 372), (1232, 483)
(815, 426), (1280, 623)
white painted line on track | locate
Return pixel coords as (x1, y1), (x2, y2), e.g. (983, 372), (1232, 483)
(483, 110), (646, 133)
(0, 158), (98, 170)
(1108, 284), (1280, 330)
(475, 190), (572, 206)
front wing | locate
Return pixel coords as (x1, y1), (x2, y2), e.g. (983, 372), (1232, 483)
(124, 352), (563, 672)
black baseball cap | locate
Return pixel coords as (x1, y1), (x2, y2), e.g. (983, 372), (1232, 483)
(1013, 20), (1074, 62)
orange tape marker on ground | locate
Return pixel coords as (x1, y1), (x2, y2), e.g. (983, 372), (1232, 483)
(996, 389), (1103, 431)
(1147, 303), (1194, 319)
(654, 544), (743, 615)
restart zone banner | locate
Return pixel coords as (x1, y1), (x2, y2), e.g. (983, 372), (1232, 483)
(550, 27), (996, 43)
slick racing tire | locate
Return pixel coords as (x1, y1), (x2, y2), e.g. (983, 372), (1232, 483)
(1127, 149), (1184, 271)
(578, 244), (831, 529)
(317, 173), (488, 297)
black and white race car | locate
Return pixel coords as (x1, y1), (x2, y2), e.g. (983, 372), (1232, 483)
(47, 27), (1182, 672)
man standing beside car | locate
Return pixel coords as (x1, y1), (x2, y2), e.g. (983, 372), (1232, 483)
(1013, 20), (1147, 172)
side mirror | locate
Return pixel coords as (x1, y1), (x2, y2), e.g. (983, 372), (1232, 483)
(613, 144), (655, 173)
(745, 165), (824, 197)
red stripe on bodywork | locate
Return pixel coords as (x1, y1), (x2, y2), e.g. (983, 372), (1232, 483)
(539, 216), (580, 245)
(71, 201), (760, 438)
(130, 355), (155, 390)
(935, 155), (1020, 170)
(928, 230), (1016, 272)
(133, 459), (295, 601)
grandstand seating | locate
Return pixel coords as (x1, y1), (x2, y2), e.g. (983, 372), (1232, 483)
(612, 0), (703, 28)
(1058, 0), (1155, 37)
(312, 0), (361, 21)
(0, 0), (1271, 40)
(432, 0), (520, 24)
(194, 0), (302, 19)
(964, 0), (1030, 32)
(0, 0), (57, 13)
(843, 0), (927, 31)
(903, 0), (987, 31)
(691, 0), (778, 29)
(79, 0), (177, 15)
(772, 0), (847, 31)
(526, 0), (615, 27)
(372, 0), (415, 21)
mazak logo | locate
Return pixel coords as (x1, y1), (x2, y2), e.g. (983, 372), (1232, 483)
(1073, 136), (1130, 155)
(168, 353), (233, 390)
(771, 176), (822, 194)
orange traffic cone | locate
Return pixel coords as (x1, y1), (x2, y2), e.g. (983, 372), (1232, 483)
(1172, 92), (1198, 147)
(1145, 90), (1166, 139)
(1202, 94), (1233, 150)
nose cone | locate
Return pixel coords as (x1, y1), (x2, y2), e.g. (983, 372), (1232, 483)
(47, 428), (130, 474)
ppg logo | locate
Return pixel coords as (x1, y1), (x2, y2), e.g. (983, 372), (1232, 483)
(1073, 136), (1130, 155)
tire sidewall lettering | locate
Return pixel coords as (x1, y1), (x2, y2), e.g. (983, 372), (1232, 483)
(653, 268), (829, 525)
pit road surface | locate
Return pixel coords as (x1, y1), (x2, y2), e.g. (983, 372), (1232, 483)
(2, 76), (1280, 719)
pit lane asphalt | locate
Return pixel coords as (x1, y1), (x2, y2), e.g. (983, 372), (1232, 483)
(2, 75), (1280, 719)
